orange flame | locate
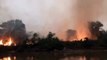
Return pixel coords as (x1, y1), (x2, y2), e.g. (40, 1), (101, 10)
(0, 37), (16, 46)
(0, 40), (3, 45)
(4, 38), (13, 46)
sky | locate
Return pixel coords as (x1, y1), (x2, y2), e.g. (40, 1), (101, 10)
(0, 0), (107, 40)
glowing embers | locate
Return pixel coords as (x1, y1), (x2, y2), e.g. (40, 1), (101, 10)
(0, 37), (16, 46)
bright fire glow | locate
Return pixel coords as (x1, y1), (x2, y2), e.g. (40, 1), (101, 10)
(0, 40), (3, 45)
(3, 57), (11, 60)
(77, 33), (88, 41)
(75, 23), (91, 41)
(0, 37), (16, 46)
(4, 38), (13, 46)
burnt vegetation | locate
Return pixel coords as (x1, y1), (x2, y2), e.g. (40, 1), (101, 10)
(0, 19), (107, 53)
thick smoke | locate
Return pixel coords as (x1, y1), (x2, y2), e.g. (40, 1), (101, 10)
(74, 0), (104, 39)
(0, 0), (76, 40)
(0, 0), (106, 41)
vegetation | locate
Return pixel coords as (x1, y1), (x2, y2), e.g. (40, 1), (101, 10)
(0, 20), (107, 52)
(16, 30), (107, 52)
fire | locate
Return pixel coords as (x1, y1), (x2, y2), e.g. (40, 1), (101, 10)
(4, 38), (13, 46)
(77, 32), (88, 41)
(0, 40), (3, 45)
(76, 23), (92, 41)
(0, 37), (16, 46)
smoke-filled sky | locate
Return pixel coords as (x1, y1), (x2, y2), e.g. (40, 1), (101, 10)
(0, 0), (107, 40)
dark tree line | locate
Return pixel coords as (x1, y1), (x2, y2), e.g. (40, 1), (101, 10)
(14, 21), (107, 52)
(1, 20), (107, 52)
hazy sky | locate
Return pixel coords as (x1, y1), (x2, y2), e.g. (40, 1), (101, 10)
(0, 0), (107, 39)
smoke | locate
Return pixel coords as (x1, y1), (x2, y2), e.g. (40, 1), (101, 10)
(0, 0), (76, 40)
(74, 0), (104, 40)
(0, 0), (106, 40)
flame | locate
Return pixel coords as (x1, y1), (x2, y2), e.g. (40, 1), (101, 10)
(0, 37), (16, 46)
(4, 38), (13, 46)
(0, 40), (3, 45)
(75, 22), (91, 41)
(3, 57), (11, 60)
(77, 32), (88, 41)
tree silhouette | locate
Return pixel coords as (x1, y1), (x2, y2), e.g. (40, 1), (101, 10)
(88, 21), (103, 40)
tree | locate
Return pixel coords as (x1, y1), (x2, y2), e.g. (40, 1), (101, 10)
(0, 19), (27, 44)
(31, 33), (40, 44)
(37, 32), (64, 51)
(47, 32), (55, 39)
(66, 29), (77, 41)
(88, 21), (103, 39)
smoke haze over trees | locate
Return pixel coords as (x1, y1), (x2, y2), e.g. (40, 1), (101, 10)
(0, 19), (105, 43)
(0, 0), (107, 40)
(0, 20), (107, 52)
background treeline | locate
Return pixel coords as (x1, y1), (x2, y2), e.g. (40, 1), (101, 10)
(18, 31), (107, 52)
(0, 20), (107, 52)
